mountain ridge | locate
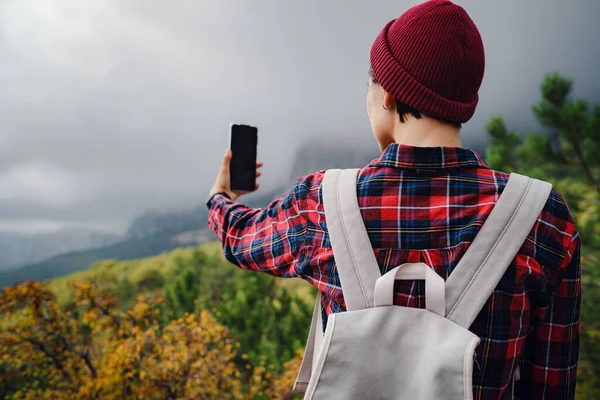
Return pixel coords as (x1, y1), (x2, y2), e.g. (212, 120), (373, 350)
(0, 228), (122, 271)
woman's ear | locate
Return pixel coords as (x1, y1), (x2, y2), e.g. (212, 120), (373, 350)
(382, 91), (395, 110)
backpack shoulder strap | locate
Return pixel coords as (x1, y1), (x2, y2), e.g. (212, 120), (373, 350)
(445, 173), (553, 329)
(294, 168), (381, 393)
(293, 292), (323, 393)
(321, 168), (382, 311)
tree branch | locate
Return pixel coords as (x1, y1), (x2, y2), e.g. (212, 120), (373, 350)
(38, 306), (98, 379)
(89, 297), (136, 335)
(570, 128), (600, 194)
(55, 335), (98, 379)
(25, 338), (73, 384)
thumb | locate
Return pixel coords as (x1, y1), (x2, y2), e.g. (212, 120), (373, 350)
(221, 150), (232, 173)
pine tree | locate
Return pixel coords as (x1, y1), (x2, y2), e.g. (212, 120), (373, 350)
(485, 72), (600, 242)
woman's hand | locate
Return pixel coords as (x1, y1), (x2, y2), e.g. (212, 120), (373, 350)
(209, 149), (263, 202)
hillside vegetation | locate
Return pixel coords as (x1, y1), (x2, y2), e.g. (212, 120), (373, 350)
(1, 242), (313, 399)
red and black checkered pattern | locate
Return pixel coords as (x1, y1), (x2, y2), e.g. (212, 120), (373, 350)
(208, 143), (580, 400)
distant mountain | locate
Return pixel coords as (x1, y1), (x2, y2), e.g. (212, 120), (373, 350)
(0, 196), (286, 288)
(126, 207), (208, 239)
(0, 228), (122, 271)
(124, 190), (289, 240)
(288, 137), (380, 181)
(0, 227), (213, 288)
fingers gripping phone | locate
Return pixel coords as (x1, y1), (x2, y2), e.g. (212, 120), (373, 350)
(229, 123), (258, 192)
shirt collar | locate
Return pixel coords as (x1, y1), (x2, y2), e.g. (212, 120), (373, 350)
(368, 143), (489, 172)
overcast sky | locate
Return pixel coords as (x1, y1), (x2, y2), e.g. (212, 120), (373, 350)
(0, 0), (598, 234)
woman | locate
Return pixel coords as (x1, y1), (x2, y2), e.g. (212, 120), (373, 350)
(206, 1), (580, 398)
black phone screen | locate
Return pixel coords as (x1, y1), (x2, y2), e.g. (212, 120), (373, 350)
(229, 124), (258, 191)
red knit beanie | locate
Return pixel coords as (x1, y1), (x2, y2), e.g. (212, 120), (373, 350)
(370, 0), (485, 123)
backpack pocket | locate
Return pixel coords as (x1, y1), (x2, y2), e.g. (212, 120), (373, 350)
(305, 307), (480, 400)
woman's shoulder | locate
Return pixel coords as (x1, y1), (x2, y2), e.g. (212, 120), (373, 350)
(488, 169), (578, 270)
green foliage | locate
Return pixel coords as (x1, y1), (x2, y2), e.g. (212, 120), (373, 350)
(532, 72), (600, 191)
(161, 248), (313, 372)
(537, 71), (573, 109)
(485, 71), (600, 399)
(515, 132), (550, 167)
(112, 278), (135, 307)
(214, 271), (312, 371)
(165, 266), (201, 318)
(136, 268), (165, 291)
(48, 248), (199, 305)
(485, 115), (521, 172)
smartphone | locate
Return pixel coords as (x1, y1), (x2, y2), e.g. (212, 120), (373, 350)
(229, 123), (258, 192)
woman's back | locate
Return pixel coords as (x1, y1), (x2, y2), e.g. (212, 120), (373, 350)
(289, 144), (580, 399)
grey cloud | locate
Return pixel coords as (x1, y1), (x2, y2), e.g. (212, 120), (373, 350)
(0, 0), (598, 233)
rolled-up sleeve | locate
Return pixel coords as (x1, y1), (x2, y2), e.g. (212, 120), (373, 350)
(207, 180), (309, 278)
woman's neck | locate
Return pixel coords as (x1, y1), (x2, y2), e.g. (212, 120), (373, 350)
(392, 116), (462, 148)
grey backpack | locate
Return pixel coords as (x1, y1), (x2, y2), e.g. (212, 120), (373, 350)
(293, 169), (552, 400)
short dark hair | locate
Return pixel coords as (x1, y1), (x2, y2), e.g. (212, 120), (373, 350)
(368, 67), (462, 129)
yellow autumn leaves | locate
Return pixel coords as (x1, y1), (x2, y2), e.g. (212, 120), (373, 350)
(0, 280), (303, 399)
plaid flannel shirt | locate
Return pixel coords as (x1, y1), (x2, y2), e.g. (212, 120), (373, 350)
(208, 143), (581, 400)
